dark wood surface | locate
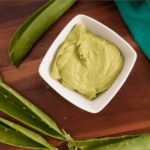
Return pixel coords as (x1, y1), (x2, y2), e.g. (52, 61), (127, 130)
(0, 1), (150, 150)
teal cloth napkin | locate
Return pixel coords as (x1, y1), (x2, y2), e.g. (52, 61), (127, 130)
(115, 1), (150, 59)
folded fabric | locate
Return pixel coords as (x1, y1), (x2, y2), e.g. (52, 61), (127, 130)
(115, 1), (150, 59)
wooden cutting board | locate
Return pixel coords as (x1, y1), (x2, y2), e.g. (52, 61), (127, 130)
(0, 1), (150, 150)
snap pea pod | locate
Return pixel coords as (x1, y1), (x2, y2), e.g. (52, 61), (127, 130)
(9, 0), (76, 67)
(73, 134), (150, 150)
(92, 134), (150, 150)
(0, 117), (57, 150)
(0, 76), (65, 140)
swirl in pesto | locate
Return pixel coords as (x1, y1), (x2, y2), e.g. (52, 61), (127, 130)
(51, 24), (124, 100)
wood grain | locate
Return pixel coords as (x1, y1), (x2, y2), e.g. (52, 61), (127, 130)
(0, 1), (150, 150)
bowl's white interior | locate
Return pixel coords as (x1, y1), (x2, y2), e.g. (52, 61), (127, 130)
(39, 15), (137, 113)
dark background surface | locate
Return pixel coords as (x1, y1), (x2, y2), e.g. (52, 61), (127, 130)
(0, 1), (150, 150)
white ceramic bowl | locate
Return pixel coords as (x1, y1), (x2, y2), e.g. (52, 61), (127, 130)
(39, 14), (137, 113)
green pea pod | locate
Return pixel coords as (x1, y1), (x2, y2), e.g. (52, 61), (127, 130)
(92, 134), (150, 150)
(0, 76), (65, 140)
(74, 134), (150, 150)
(0, 117), (57, 150)
(9, 0), (76, 67)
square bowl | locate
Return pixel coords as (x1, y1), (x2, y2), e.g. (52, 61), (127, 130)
(39, 14), (137, 113)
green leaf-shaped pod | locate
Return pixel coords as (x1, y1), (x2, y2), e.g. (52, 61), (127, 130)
(9, 0), (76, 67)
(0, 76), (65, 140)
(92, 134), (150, 150)
(74, 134), (150, 150)
(0, 117), (57, 150)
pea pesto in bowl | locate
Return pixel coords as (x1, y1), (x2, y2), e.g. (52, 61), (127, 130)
(50, 24), (124, 100)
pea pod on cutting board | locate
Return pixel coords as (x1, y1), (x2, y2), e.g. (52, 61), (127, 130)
(73, 134), (150, 150)
(0, 117), (57, 150)
(9, 0), (76, 67)
(0, 76), (65, 140)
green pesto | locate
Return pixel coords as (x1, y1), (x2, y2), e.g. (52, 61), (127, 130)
(0, 117), (57, 150)
(9, 0), (76, 67)
(51, 24), (124, 100)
